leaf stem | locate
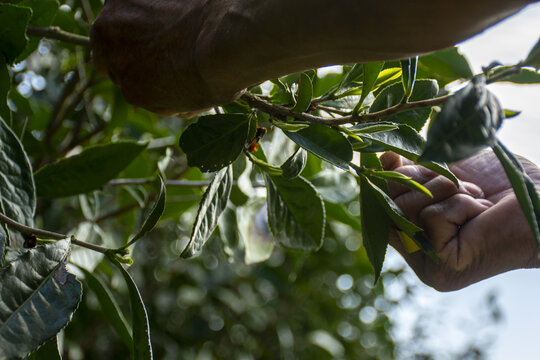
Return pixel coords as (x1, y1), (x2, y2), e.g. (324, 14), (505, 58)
(241, 92), (450, 126)
(26, 26), (91, 47)
(0, 212), (109, 254)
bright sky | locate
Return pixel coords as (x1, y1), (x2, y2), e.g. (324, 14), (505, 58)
(388, 3), (540, 359)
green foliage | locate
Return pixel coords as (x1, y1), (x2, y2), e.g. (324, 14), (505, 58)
(179, 113), (252, 172)
(0, 4), (537, 358)
(34, 141), (148, 198)
(420, 76), (503, 163)
(0, 239), (81, 359)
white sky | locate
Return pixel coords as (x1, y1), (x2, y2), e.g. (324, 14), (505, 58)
(389, 3), (540, 359)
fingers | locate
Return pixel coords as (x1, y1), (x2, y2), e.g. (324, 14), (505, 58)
(419, 194), (492, 253)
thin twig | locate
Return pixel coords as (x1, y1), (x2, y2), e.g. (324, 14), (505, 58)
(241, 92), (450, 126)
(26, 26), (91, 47)
(0, 212), (109, 253)
(106, 178), (266, 188)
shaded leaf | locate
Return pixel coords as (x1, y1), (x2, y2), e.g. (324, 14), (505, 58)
(0, 239), (82, 359)
(0, 116), (35, 226)
(110, 259), (153, 360)
(281, 148), (307, 179)
(265, 173), (325, 250)
(291, 73), (313, 113)
(179, 114), (251, 172)
(359, 153), (389, 281)
(369, 79), (439, 131)
(420, 76), (503, 163)
(28, 336), (61, 360)
(80, 267), (133, 349)
(418, 47), (473, 85)
(0, 59), (9, 121)
(35, 142), (147, 198)
(180, 166), (233, 258)
(0, 3), (32, 64)
(285, 124), (352, 170)
(126, 177), (166, 247)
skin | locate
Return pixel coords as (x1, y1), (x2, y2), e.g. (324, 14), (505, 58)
(380, 150), (540, 291)
(90, 0), (538, 114)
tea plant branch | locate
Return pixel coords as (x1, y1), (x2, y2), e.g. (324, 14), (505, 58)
(241, 92), (450, 126)
(26, 26), (91, 47)
(0, 212), (109, 253)
(106, 178), (266, 188)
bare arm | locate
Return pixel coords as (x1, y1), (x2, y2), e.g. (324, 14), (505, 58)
(90, 0), (538, 114)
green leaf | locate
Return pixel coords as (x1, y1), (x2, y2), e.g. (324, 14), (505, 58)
(347, 123), (398, 135)
(359, 153), (389, 281)
(179, 114), (251, 172)
(247, 148), (283, 176)
(310, 170), (359, 203)
(125, 177), (166, 247)
(16, 0), (59, 62)
(369, 79), (439, 131)
(285, 124), (352, 170)
(492, 141), (540, 254)
(352, 122), (459, 186)
(361, 176), (422, 234)
(0, 59), (9, 122)
(180, 166), (233, 258)
(272, 119), (310, 132)
(218, 204), (245, 261)
(420, 76), (503, 163)
(0, 3), (32, 64)
(34, 141), (147, 198)
(110, 259), (153, 360)
(265, 173), (325, 250)
(80, 267), (133, 349)
(28, 336), (61, 360)
(354, 62), (384, 112)
(368, 170), (432, 197)
(291, 73), (313, 113)
(490, 67), (540, 84)
(324, 201), (362, 232)
(401, 56), (418, 99)
(0, 116), (35, 226)
(418, 47), (473, 86)
(0, 239), (82, 359)
(524, 36), (540, 68)
(281, 148), (307, 179)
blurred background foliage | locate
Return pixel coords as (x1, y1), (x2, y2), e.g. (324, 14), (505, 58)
(0, 0), (506, 358)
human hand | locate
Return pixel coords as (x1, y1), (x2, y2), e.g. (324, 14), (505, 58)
(380, 150), (540, 291)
